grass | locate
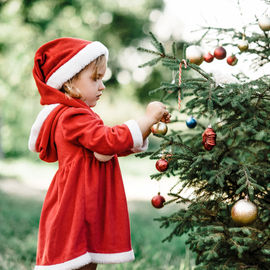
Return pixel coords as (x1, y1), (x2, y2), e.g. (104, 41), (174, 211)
(0, 192), (41, 270)
(0, 191), (192, 270)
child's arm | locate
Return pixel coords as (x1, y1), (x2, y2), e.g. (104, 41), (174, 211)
(60, 101), (169, 158)
(94, 101), (170, 161)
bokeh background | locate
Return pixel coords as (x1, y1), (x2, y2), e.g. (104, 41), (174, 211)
(0, 0), (268, 269)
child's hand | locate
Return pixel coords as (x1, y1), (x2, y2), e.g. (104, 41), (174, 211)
(146, 101), (170, 124)
(161, 113), (171, 124)
(94, 152), (114, 162)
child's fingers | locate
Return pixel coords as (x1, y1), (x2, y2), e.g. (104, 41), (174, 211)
(165, 113), (171, 123)
(161, 111), (171, 123)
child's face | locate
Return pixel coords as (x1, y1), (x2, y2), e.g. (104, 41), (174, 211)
(72, 62), (106, 107)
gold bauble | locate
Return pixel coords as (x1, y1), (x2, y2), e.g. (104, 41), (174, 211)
(186, 45), (204, 66)
(258, 15), (270, 31)
(231, 198), (257, 225)
(237, 40), (249, 52)
(151, 122), (168, 135)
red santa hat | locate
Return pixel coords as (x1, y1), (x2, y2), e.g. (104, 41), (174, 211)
(33, 37), (109, 105)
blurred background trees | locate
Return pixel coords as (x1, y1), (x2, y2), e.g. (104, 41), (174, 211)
(0, 0), (173, 157)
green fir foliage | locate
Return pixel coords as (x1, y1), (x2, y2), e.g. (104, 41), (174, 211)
(137, 11), (270, 270)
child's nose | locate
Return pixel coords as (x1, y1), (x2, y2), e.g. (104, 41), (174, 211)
(99, 81), (105, 91)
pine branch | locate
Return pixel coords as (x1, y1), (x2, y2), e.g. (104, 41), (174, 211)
(149, 31), (165, 54)
(137, 47), (164, 57)
(138, 56), (162, 68)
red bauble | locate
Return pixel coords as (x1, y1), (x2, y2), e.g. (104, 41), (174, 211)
(151, 192), (166, 209)
(227, 55), (238, 66)
(203, 52), (214, 63)
(155, 158), (169, 172)
(202, 126), (216, 151)
(214, 46), (227, 60)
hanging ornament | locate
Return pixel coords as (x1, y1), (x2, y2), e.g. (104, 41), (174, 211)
(203, 52), (214, 63)
(237, 40), (249, 52)
(151, 192), (166, 209)
(231, 196), (258, 225)
(214, 46), (227, 60)
(202, 125), (216, 151)
(151, 122), (168, 135)
(186, 45), (204, 65)
(227, 55), (238, 66)
(186, 116), (197, 128)
(156, 158), (169, 172)
(258, 15), (270, 31)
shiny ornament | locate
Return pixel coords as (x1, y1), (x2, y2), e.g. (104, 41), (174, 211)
(151, 192), (166, 209)
(258, 15), (270, 31)
(214, 46), (227, 60)
(227, 55), (238, 66)
(186, 116), (197, 128)
(151, 122), (168, 135)
(203, 52), (214, 63)
(202, 126), (216, 151)
(231, 197), (258, 225)
(156, 158), (169, 172)
(186, 45), (204, 65)
(237, 40), (249, 52)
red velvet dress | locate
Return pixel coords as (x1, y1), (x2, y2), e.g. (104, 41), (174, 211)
(29, 100), (147, 269)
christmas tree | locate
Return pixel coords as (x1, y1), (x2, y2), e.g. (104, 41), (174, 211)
(137, 8), (270, 270)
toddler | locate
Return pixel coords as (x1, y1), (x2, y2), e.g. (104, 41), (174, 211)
(29, 37), (170, 270)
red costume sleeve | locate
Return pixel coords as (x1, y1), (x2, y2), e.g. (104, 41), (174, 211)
(60, 107), (134, 155)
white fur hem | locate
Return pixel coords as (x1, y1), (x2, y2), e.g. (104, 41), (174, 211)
(34, 250), (135, 270)
(46, 41), (109, 89)
(28, 104), (60, 152)
(124, 120), (148, 153)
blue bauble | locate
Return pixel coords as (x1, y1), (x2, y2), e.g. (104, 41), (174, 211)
(186, 116), (197, 128)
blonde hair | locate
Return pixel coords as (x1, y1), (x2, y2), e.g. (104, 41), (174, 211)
(60, 55), (106, 99)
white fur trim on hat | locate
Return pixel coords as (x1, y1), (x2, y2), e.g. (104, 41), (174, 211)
(28, 104), (60, 152)
(46, 41), (109, 89)
(34, 250), (135, 269)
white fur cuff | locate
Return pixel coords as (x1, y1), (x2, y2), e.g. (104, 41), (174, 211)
(124, 120), (149, 153)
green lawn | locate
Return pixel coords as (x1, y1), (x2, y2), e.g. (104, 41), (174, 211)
(0, 191), (192, 270)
